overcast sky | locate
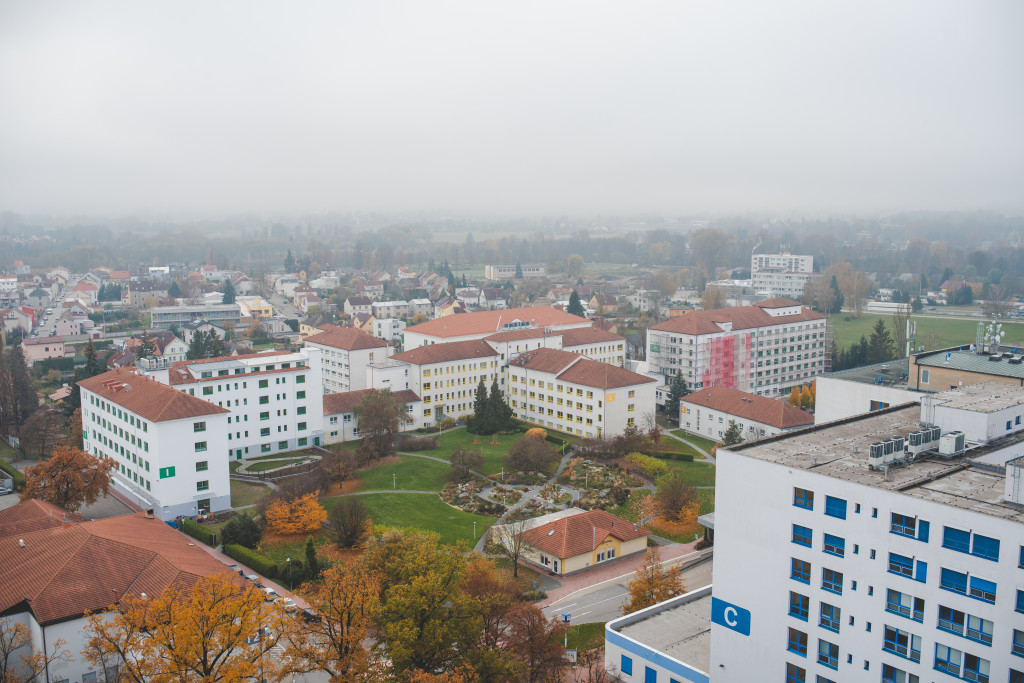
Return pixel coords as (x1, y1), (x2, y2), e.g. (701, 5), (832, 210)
(0, 0), (1021, 218)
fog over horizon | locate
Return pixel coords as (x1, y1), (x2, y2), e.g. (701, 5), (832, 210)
(1, 0), (1022, 219)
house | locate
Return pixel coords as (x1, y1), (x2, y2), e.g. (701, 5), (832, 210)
(403, 305), (591, 350)
(433, 296), (467, 319)
(182, 319), (227, 346)
(236, 296), (274, 320)
(344, 296), (373, 317)
(54, 312), (97, 337)
(22, 337), (67, 365)
(356, 281), (385, 301)
(0, 501), (240, 683)
(372, 300), (410, 320)
(304, 324), (392, 393)
(589, 292), (618, 315)
(351, 312), (376, 334)
(479, 288), (508, 310)
(124, 280), (170, 308)
(494, 508), (649, 576)
(2, 306), (35, 336)
(373, 317), (406, 343)
(0, 274), (20, 305)
(71, 281), (99, 305)
(322, 388), (423, 443)
(12, 260), (30, 275)
(107, 332), (189, 371)
(679, 385), (813, 441)
(408, 298), (433, 320)
(22, 288), (50, 309)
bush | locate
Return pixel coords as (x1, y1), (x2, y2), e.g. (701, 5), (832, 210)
(224, 544), (278, 579)
(0, 459), (26, 490)
(522, 589), (548, 602)
(525, 428), (546, 440)
(180, 518), (217, 546)
(328, 496), (370, 548)
(221, 513), (262, 549)
(438, 417), (456, 431)
(624, 452), (668, 478)
(657, 452), (694, 462)
(400, 435), (439, 451)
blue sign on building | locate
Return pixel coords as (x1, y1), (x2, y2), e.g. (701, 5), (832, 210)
(711, 597), (751, 636)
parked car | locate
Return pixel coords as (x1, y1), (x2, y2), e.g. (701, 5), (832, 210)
(261, 587), (278, 602)
(276, 597), (298, 611)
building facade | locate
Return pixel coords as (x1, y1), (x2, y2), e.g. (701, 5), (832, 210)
(751, 253), (814, 299)
(485, 263), (546, 280)
(150, 303), (243, 330)
(679, 385), (813, 441)
(304, 324), (392, 393)
(402, 305), (591, 350)
(322, 388), (423, 443)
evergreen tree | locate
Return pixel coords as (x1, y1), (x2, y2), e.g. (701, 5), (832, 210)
(137, 336), (158, 360)
(470, 379), (489, 434)
(664, 373), (689, 419)
(486, 377), (514, 433)
(5, 344), (37, 431)
(304, 535), (321, 581)
(168, 280), (182, 298)
(911, 297), (924, 313)
(920, 273), (929, 291)
(84, 339), (105, 377)
(515, 261), (523, 279)
(205, 330), (226, 358)
(829, 275), (844, 313)
(502, 279), (515, 291)
(221, 280), (236, 304)
(285, 249), (296, 273)
(567, 291), (585, 317)
(722, 420), (743, 446)
(221, 513), (262, 549)
(461, 273), (467, 287)
(867, 318), (895, 364)
(447, 271), (457, 293)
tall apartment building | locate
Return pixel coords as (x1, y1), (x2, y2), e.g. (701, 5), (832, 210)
(304, 324), (392, 394)
(752, 252), (814, 299)
(79, 368), (230, 519)
(710, 383), (1024, 683)
(647, 298), (827, 399)
(138, 348), (325, 460)
(484, 263), (546, 280)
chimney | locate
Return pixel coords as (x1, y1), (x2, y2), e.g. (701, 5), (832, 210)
(145, 508), (155, 519)
(19, 539), (25, 548)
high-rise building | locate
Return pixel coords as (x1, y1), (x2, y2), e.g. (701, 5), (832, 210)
(303, 324), (392, 393)
(752, 253), (814, 299)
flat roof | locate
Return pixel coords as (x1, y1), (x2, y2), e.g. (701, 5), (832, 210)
(734, 404), (1024, 523)
(926, 382), (1024, 412)
(615, 591), (712, 673)
(915, 345), (1024, 380)
(822, 358), (912, 388)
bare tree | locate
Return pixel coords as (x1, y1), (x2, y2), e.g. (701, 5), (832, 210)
(892, 305), (911, 358)
(493, 512), (532, 578)
(185, 279), (205, 305)
(0, 617), (70, 683)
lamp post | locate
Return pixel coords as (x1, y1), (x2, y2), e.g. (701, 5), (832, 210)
(286, 557), (291, 590)
(393, 473), (396, 490)
(473, 521), (476, 538)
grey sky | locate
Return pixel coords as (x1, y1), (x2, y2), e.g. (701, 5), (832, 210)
(0, 0), (1021, 217)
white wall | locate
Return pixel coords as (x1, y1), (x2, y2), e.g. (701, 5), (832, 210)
(813, 376), (923, 424)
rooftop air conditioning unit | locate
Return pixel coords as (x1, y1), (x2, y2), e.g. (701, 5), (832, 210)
(882, 439), (898, 464)
(928, 426), (941, 442)
(868, 442), (885, 470)
(938, 431), (966, 457)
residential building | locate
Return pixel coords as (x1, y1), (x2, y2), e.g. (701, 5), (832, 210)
(182, 318), (228, 346)
(372, 300), (410, 320)
(508, 347), (656, 438)
(344, 296), (373, 317)
(709, 384), (1024, 683)
(0, 502), (239, 683)
(12, 260), (30, 275)
(2, 306), (35, 336)
(22, 288), (50, 309)
(433, 296), (466, 318)
(150, 303), (243, 330)
(494, 508), (649, 576)
(402, 305), (591, 350)
(139, 348), (325, 460)
(0, 274), (20, 305)
(373, 317), (407, 343)
(680, 385), (813, 441)
(304, 324), (392, 393)
(479, 288), (509, 309)
(22, 336), (67, 365)
(481, 325), (626, 367)
(485, 263), (546, 280)
(751, 252), (814, 299)
(647, 298), (827, 400)
(590, 292), (619, 315)
(80, 368), (231, 517)
(236, 296), (274, 319)
(54, 312), (97, 338)
(322, 388), (423, 443)
(409, 298), (433, 319)
(71, 281), (99, 305)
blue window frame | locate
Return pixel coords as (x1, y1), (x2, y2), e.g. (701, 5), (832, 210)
(971, 534), (999, 562)
(645, 666), (657, 683)
(785, 663), (806, 683)
(791, 558), (811, 584)
(794, 487), (814, 510)
(942, 526), (971, 553)
(882, 663), (919, 683)
(938, 605), (966, 637)
(819, 602), (840, 632)
(966, 614), (993, 645)
(968, 576), (996, 603)
(886, 589), (924, 622)
(1013, 629), (1024, 657)
(815, 677), (836, 683)
(823, 496), (846, 519)
(822, 568), (843, 595)
(940, 567), (968, 595)
(787, 627), (808, 656)
(1018, 589), (1024, 613)
(1019, 545), (1024, 568)
(962, 653), (990, 682)
(888, 552), (914, 578)
(792, 524), (812, 547)
(883, 625), (921, 662)
(934, 643), (962, 677)
(891, 512), (916, 537)
(789, 591), (809, 620)
(621, 655), (632, 675)
(823, 534), (845, 557)
(816, 639), (838, 669)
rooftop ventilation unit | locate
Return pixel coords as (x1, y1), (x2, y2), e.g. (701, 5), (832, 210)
(938, 431), (966, 457)
(928, 426), (941, 442)
(868, 442), (885, 469)
(1010, 356), (1023, 365)
(988, 354), (1002, 362)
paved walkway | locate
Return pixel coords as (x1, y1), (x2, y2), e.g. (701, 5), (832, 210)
(663, 431), (715, 463)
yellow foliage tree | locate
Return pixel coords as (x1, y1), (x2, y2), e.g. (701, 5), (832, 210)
(525, 428), (546, 440)
(265, 491), (328, 535)
(788, 386), (801, 407)
(0, 617), (69, 683)
(621, 547), (684, 614)
(799, 384), (814, 410)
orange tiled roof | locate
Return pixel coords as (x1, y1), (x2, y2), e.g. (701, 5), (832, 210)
(520, 509), (649, 559)
(404, 306), (588, 338)
(681, 385), (813, 430)
(305, 325), (389, 351)
(78, 368), (229, 422)
(560, 326), (624, 346)
(650, 300), (824, 335)
(323, 389), (420, 415)
(390, 339), (498, 366)
(509, 347), (655, 389)
(0, 500), (82, 539)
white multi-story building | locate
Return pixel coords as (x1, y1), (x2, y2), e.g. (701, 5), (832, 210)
(372, 300), (409, 320)
(304, 324), (392, 394)
(710, 383), (1024, 683)
(485, 263), (546, 280)
(508, 347), (656, 438)
(323, 388), (424, 443)
(751, 252), (814, 299)
(482, 326), (626, 367)
(138, 348), (325, 461)
(373, 317), (407, 343)
(79, 368), (231, 518)
(150, 303), (243, 330)
(402, 305), (592, 350)
(680, 385), (813, 441)
(647, 298), (827, 400)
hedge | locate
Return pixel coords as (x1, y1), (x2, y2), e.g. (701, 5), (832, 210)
(224, 544), (279, 579)
(180, 518), (217, 546)
(655, 452), (695, 462)
(545, 434), (570, 455)
(0, 459), (26, 490)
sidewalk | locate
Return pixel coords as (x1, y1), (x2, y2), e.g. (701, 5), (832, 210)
(188, 534), (310, 609)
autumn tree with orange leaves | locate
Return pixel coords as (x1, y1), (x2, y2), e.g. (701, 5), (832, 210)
(83, 574), (289, 683)
(264, 491), (327, 534)
(621, 546), (684, 614)
(20, 445), (114, 513)
(0, 617), (69, 683)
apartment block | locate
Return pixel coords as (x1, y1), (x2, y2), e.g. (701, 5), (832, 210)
(485, 263), (546, 280)
(304, 324), (392, 393)
(402, 305), (591, 350)
(751, 253), (814, 299)
(680, 385), (813, 441)
(150, 303), (243, 330)
(482, 325), (626, 367)
(647, 298), (827, 400)
(322, 388), (423, 443)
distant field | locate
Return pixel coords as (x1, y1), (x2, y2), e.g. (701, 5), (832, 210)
(828, 313), (1024, 351)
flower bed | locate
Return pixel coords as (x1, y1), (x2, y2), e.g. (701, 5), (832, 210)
(441, 481), (504, 516)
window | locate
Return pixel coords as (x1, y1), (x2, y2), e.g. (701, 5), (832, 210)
(792, 524), (812, 547)
(815, 677), (836, 683)
(940, 568), (968, 595)
(888, 552), (914, 577)
(261, 427), (270, 437)
(789, 591), (809, 620)
(816, 639), (838, 669)
(824, 496), (846, 519)
(966, 615), (993, 645)
(890, 512), (929, 541)
(962, 653), (990, 682)
(621, 655), (632, 675)
(971, 534), (999, 562)
(260, 412), (269, 421)
(298, 422), (307, 431)
(297, 390), (306, 399)
(968, 576), (996, 604)
(278, 441), (288, 450)
(1018, 589), (1024, 613)
(1013, 629), (1024, 657)
(794, 487), (814, 510)
(194, 441), (207, 452)
(193, 421), (206, 432)
(785, 663), (805, 683)
(259, 395), (269, 405)
(938, 605), (966, 636)
(791, 558), (810, 583)
(935, 643), (962, 677)
(883, 625), (921, 662)
(197, 480), (209, 491)
(297, 406), (306, 415)
(195, 461), (208, 472)
(202, 386), (213, 396)
(819, 602), (840, 632)
(261, 443), (271, 453)
(823, 534), (844, 557)
(822, 568), (842, 594)
(787, 627), (808, 656)
(296, 375), (305, 384)
(259, 379), (269, 388)
(881, 664), (919, 683)
(943, 526), (971, 553)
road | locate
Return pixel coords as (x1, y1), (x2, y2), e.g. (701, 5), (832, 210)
(33, 276), (76, 338)
(543, 556), (713, 624)
(268, 292), (300, 319)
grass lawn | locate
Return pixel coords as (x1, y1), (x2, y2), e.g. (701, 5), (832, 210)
(608, 489), (715, 543)
(230, 480), (271, 507)
(355, 455), (453, 492)
(662, 460), (716, 487)
(827, 313), (1024, 351)
(0, 439), (20, 461)
(406, 428), (539, 477)
(670, 431), (719, 453)
(566, 622), (607, 648)
(245, 457), (307, 473)
(325, 493), (496, 547)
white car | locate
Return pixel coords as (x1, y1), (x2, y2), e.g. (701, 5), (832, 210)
(261, 587), (278, 602)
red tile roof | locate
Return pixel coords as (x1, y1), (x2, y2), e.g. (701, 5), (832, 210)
(0, 500), (82, 539)
(509, 347), (655, 389)
(404, 306), (589, 339)
(323, 389), (421, 415)
(650, 301), (824, 335)
(560, 326), (624, 347)
(681, 385), (813, 430)
(305, 324), (389, 350)
(520, 509), (648, 559)
(79, 368), (229, 422)
(0, 508), (236, 625)
(483, 328), (557, 343)
(390, 339), (499, 366)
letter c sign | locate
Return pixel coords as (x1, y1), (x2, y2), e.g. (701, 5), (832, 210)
(712, 597), (751, 636)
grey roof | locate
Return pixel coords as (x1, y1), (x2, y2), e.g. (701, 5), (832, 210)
(824, 358), (910, 387)
(916, 347), (1024, 380)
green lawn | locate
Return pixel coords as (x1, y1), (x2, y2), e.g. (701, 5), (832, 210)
(827, 313), (1024, 351)
(566, 622), (607, 648)
(325, 493), (495, 547)
(661, 461), (716, 487)
(670, 431), (719, 453)
(245, 457), (307, 472)
(355, 455), (453, 492)
(230, 480), (271, 507)
(406, 428), (541, 476)
(0, 439), (20, 461)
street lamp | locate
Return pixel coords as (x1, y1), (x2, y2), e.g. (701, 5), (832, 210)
(286, 557), (291, 590)
(393, 473), (396, 490)
(473, 521), (476, 538)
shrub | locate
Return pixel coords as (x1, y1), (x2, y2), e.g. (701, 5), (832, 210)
(328, 496), (370, 548)
(624, 452), (668, 478)
(221, 513), (262, 549)
(505, 437), (558, 472)
(264, 491), (328, 535)
(0, 459), (26, 490)
(180, 518), (216, 546)
(525, 428), (546, 440)
(223, 544), (278, 579)
(400, 435), (439, 451)
(438, 417), (456, 431)
(522, 589), (548, 602)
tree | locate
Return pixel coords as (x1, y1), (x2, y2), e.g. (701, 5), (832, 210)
(83, 338), (105, 377)
(18, 410), (66, 458)
(515, 262), (524, 279)
(328, 496), (370, 548)
(867, 318), (895, 364)
(493, 512), (532, 578)
(354, 389), (410, 464)
(505, 603), (568, 683)
(621, 547), (684, 614)
(892, 303), (911, 358)
(486, 377), (515, 433)
(21, 445), (114, 513)
(221, 513), (262, 549)
(470, 379), (489, 434)
(83, 574), (289, 683)
(505, 434), (557, 472)
(0, 617), (69, 683)
(700, 286), (727, 311)
(136, 335), (157, 360)
(321, 448), (357, 485)
(911, 296), (924, 313)
(722, 420), (743, 446)
(304, 535), (322, 581)
(450, 447), (484, 480)
(799, 384), (814, 411)
(220, 279), (236, 304)
(567, 254), (584, 278)
(4, 343), (36, 432)
(788, 386), (801, 407)
(265, 491), (328, 534)
(654, 473), (696, 521)
(167, 280), (183, 298)
(664, 374), (689, 420)
(567, 291), (586, 317)
(285, 248), (296, 272)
